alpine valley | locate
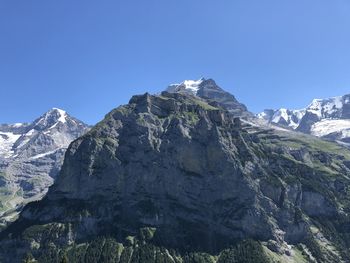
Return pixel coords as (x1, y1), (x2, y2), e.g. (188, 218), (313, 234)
(0, 108), (89, 230)
(1, 79), (350, 263)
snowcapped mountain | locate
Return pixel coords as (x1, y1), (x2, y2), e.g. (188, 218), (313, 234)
(0, 108), (85, 160)
(0, 108), (89, 228)
(257, 108), (305, 129)
(166, 78), (252, 118)
(258, 94), (350, 143)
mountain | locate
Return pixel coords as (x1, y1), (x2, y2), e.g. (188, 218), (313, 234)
(0, 108), (89, 229)
(1, 84), (350, 262)
(166, 78), (253, 118)
(258, 94), (350, 144)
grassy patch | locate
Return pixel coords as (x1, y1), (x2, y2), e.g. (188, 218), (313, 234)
(193, 99), (218, 110)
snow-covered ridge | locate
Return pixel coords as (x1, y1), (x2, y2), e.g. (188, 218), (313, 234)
(271, 108), (305, 129)
(0, 132), (21, 158)
(0, 108), (88, 159)
(257, 108), (305, 129)
(258, 94), (349, 126)
(11, 123), (25, 128)
(307, 96), (344, 118)
(29, 148), (61, 160)
(258, 92), (350, 144)
(167, 78), (205, 95)
(33, 107), (67, 128)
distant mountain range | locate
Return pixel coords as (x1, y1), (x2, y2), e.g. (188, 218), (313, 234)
(0, 108), (89, 229)
(258, 94), (350, 145)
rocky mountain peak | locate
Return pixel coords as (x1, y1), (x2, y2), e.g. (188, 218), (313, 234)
(10, 108), (89, 159)
(31, 107), (79, 131)
(166, 78), (252, 118)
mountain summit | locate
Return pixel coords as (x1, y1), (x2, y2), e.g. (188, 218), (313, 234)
(0, 108), (89, 229)
(0, 108), (87, 159)
(32, 108), (68, 129)
(167, 78), (206, 95)
(30, 107), (76, 132)
(166, 78), (252, 118)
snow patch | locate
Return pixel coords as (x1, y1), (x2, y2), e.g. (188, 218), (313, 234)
(181, 79), (203, 94)
(53, 108), (67, 124)
(15, 129), (36, 149)
(11, 123), (24, 128)
(167, 78), (204, 95)
(29, 148), (60, 160)
(26, 129), (35, 136)
(311, 119), (350, 138)
(256, 111), (268, 119)
(16, 137), (31, 149)
(0, 132), (21, 158)
(272, 108), (289, 123)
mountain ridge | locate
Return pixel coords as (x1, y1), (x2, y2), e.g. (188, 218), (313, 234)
(258, 93), (350, 144)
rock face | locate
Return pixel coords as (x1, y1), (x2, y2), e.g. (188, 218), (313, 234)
(0, 108), (89, 229)
(258, 94), (350, 144)
(1, 90), (350, 262)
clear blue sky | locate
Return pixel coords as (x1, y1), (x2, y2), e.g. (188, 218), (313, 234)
(1, 1), (350, 124)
